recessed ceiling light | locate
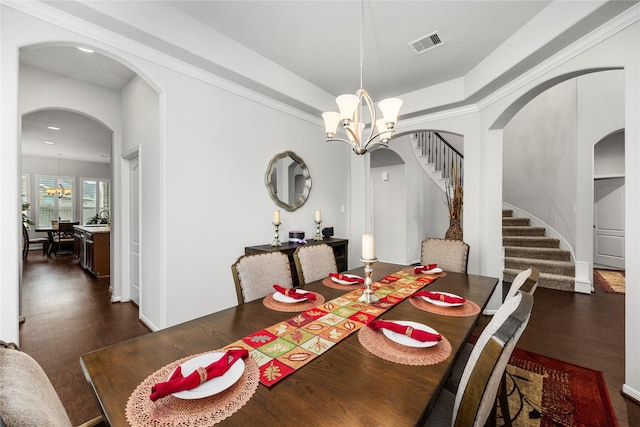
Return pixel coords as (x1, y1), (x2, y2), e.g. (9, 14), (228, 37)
(77, 47), (94, 53)
(43, 141), (55, 145)
(47, 126), (60, 130)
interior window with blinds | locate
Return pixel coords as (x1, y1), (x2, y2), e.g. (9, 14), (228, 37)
(82, 178), (111, 224)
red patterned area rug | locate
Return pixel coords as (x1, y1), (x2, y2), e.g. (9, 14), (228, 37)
(594, 269), (625, 294)
(500, 348), (617, 427)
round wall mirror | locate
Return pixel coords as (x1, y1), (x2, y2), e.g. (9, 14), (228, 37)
(265, 151), (311, 211)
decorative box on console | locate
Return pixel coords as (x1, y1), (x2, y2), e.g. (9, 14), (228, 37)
(288, 230), (306, 244)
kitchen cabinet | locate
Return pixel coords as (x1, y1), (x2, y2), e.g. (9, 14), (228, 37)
(74, 225), (110, 278)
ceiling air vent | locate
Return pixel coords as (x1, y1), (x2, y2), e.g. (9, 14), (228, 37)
(408, 31), (444, 55)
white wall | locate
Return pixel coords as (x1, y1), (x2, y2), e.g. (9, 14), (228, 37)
(594, 132), (624, 177)
(120, 74), (161, 328)
(503, 79), (578, 249)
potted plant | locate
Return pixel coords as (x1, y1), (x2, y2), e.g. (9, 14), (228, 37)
(444, 164), (463, 240)
(22, 202), (34, 226)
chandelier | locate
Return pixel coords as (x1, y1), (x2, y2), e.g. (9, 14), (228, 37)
(46, 153), (71, 198)
(321, 0), (402, 155)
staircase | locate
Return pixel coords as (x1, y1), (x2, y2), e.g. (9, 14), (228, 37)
(503, 209), (575, 291)
(411, 131), (463, 192)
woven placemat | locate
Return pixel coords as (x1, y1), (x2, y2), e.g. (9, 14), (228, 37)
(358, 324), (452, 366)
(401, 267), (447, 278)
(125, 351), (260, 426)
(321, 277), (364, 290)
(262, 292), (325, 312)
(409, 297), (481, 317)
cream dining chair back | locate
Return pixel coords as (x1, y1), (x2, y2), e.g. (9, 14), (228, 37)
(421, 238), (470, 273)
(424, 291), (534, 427)
(0, 341), (103, 427)
(231, 252), (294, 304)
(293, 244), (338, 287)
(505, 267), (540, 301)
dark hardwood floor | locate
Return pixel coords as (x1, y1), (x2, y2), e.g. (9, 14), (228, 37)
(19, 251), (639, 426)
(20, 251), (150, 426)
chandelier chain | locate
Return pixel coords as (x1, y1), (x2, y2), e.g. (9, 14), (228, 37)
(359, 0), (364, 91)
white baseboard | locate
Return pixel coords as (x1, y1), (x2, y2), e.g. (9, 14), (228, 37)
(140, 314), (159, 332)
(622, 384), (640, 402)
(574, 261), (592, 294)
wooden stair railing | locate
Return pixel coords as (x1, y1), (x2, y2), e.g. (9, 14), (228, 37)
(411, 131), (463, 190)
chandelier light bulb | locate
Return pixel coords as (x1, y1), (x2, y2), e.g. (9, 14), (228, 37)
(378, 98), (403, 128)
(336, 94), (359, 122)
(322, 112), (341, 138)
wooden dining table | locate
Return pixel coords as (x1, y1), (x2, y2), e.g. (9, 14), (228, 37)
(80, 262), (498, 426)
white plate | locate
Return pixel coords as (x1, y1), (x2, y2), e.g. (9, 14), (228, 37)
(381, 320), (440, 348)
(421, 291), (465, 307)
(330, 274), (363, 285)
(415, 267), (443, 274)
(273, 289), (309, 303)
(171, 352), (245, 399)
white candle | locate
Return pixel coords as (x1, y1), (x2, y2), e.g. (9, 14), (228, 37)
(362, 234), (375, 259)
(315, 210), (321, 222)
(273, 210), (280, 224)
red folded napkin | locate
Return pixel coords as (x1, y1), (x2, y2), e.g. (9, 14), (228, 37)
(273, 284), (317, 301)
(368, 320), (442, 342)
(414, 264), (438, 274)
(150, 349), (248, 401)
(414, 291), (466, 304)
(329, 273), (364, 284)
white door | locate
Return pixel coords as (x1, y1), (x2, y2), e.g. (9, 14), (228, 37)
(130, 156), (141, 305)
(594, 177), (625, 269)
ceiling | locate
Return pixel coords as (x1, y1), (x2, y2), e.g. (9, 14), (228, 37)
(18, 0), (633, 162)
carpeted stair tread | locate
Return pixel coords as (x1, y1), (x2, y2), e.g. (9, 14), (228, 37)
(503, 268), (574, 292)
(504, 246), (571, 261)
(502, 236), (560, 248)
(502, 217), (530, 226)
(502, 226), (546, 236)
(504, 257), (575, 276)
(502, 209), (513, 217)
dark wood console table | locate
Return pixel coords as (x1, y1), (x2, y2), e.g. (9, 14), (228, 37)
(244, 237), (348, 287)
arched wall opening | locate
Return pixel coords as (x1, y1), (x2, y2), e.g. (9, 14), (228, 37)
(497, 68), (624, 293)
(17, 41), (162, 334)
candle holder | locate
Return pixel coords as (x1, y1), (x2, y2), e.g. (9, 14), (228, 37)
(358, 257), (379, 304)
(313, 220), (322, 241)
(271, 222), (282, 247)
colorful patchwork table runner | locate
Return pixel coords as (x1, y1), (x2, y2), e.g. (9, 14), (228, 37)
(225, 270), (436, 387)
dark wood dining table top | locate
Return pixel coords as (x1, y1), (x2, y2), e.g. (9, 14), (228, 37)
(80, 262), (498, 426)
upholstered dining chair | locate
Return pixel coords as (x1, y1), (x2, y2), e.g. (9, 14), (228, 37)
(231, 252), (294, 304)
(442, 268), (539, 426)
(505, 267), (540, 301)
(424, 291), (534, 427)
(22, 223), (49, 258)
(293, 243), (338, 287)
(420, 238), (470, 273)
(0, 341), (103, 427)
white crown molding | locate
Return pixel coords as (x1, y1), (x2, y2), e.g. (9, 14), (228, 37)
(4, 1), (321, 127)
(477, 3), (640, 112)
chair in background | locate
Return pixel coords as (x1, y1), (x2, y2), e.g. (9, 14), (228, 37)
(52, 222), (76, 256)
(0, 341), (103, 427)
(424, 291), (534, 427)
(293, 243), (338, 287)
(22, 223), (49, 258)
(231, 252), (294, 304)
(420, 238), (470, 273)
